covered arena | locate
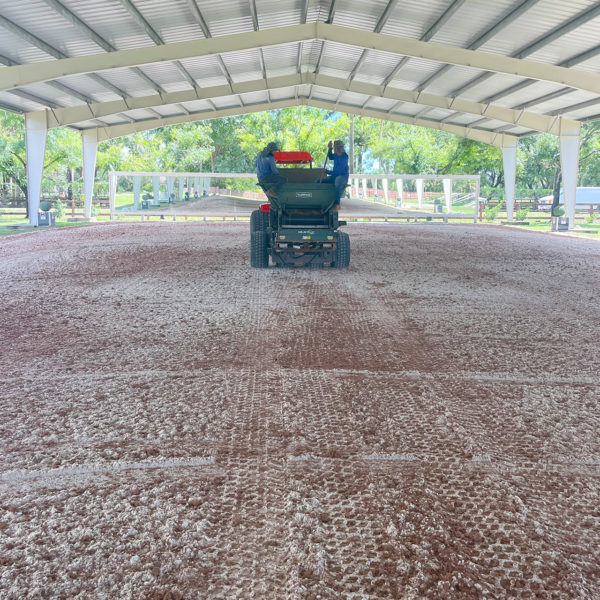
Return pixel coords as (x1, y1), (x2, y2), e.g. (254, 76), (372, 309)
(2, 0), (600, 598)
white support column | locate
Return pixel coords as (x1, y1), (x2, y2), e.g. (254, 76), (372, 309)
(397, 178), (403, 207)
(382, 178), (389, 204)
(371, 177), (378, 202)
(502, 141), (518, 222)
(167, 177), (175, 202)
(194, 176), (200, 197)
(25, 111), (48, 226)
(416, 178), (423, 209)
(179, 176), (185, 200)
(362, 178), (367, 200)
(474, 177), (481, 223)
(133, 176), (141, 209)
(443, 178), (452, 213)
(152, 176), (160, 205)
(109, 172), (117, 220)
(559, 120), (581, 229)
(82, 129), (98, 220)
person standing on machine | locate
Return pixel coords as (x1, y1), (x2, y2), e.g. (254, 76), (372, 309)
(321, 139), (349, 210)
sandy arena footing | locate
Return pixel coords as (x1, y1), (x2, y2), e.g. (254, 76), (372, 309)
(1, 222), (599, 599)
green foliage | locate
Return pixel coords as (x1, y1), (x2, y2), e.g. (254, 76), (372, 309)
(516, 207), (530, 221)
(4, 106), (600, 206)
(53, 199), (64, 218)
(585, 212), (597, 224)
(483, 205), (500, 222)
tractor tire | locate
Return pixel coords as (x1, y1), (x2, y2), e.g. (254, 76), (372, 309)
(250, 209), (269, 232)
(250, 231), (269, 268)
(332, 231), (350, 268)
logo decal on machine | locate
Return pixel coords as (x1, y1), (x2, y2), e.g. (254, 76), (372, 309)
(296, 192), (313, 198)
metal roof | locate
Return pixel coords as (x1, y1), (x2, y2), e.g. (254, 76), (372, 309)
(2, 0), (600, 144)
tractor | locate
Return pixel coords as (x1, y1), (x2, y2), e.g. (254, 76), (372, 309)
(250, 151), (350, 269)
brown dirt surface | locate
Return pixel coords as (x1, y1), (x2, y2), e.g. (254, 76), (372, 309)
(1, 222), (599, 599)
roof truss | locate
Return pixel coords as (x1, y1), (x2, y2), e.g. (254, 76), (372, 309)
(3, 23), (600, 96)
(43, 72), (576, 136)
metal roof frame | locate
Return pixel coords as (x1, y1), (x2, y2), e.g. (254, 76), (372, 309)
(2, 1), (600, 143)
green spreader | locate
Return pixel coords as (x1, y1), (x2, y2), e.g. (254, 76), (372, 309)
(250, 152), (350, 269)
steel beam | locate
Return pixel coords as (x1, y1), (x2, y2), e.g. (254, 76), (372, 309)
(44, 71), (579, 135)
(86, 95), (518, 148)
(5, 23), (600, 96)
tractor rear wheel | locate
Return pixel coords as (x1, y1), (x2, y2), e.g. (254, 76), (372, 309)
(250, 231), (269, 268)
(332, 231), (350, 268)
(250, 209), (269, 232)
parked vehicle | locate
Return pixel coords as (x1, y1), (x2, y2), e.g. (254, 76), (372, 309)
(538, 187), (600, 210)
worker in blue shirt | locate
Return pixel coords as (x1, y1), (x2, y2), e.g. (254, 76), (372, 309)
(255, 142), (286, 199)
(321, 139), (349, 210)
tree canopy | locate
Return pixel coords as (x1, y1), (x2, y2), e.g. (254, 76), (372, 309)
(2, 107), (600, 200)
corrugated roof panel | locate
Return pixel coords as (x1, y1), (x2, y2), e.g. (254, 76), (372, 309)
(161, 81), (197, 94)
(0, 24), (57, 64)
(311, 86), (341, 102)
(491, 80), (575, 110)
(15, 82), (83, 107)
(177, 56), (227, 87)
(318, 41), (364, 75)
(420, 107), (455, 121)
(268, 86), (299, 101)
(125, 0), (203, 42)
(0, 0), (104, 57)
(428, 0), (515, 47)
(151, 105), (185, 117)
(395, 57), (453, 88)
(179, 99), (217, 112)
(572, 54), (600, 74)
(96, 113), (130, 125)
(526, 16), (600, 66)
(336, 90), (368, 106)
(443, 112), (480, 126)
(255, 0), (303, 29)
(427, 70), (522, 100)
(366, 96), (397, 111)
(261, 43), (299, 74)
(211, 94), (243, 109)
(0, 91), (37, 112)
(478, 0), (593, 58)
(57, 0), (154, 50)
(194, 0), (254, 37)
(535, 90), (597, 115)
(379, 0), (458, 39)
(333, 0), (389, 32)
(240, 90), (269, 105)
(94, 68), (160, 97)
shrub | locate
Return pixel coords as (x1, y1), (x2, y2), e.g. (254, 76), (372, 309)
(483, 205), (500, 222)
(54, 199), (64, 218)
(584, 213), (597, 224)
(516, 207), (530, 221)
